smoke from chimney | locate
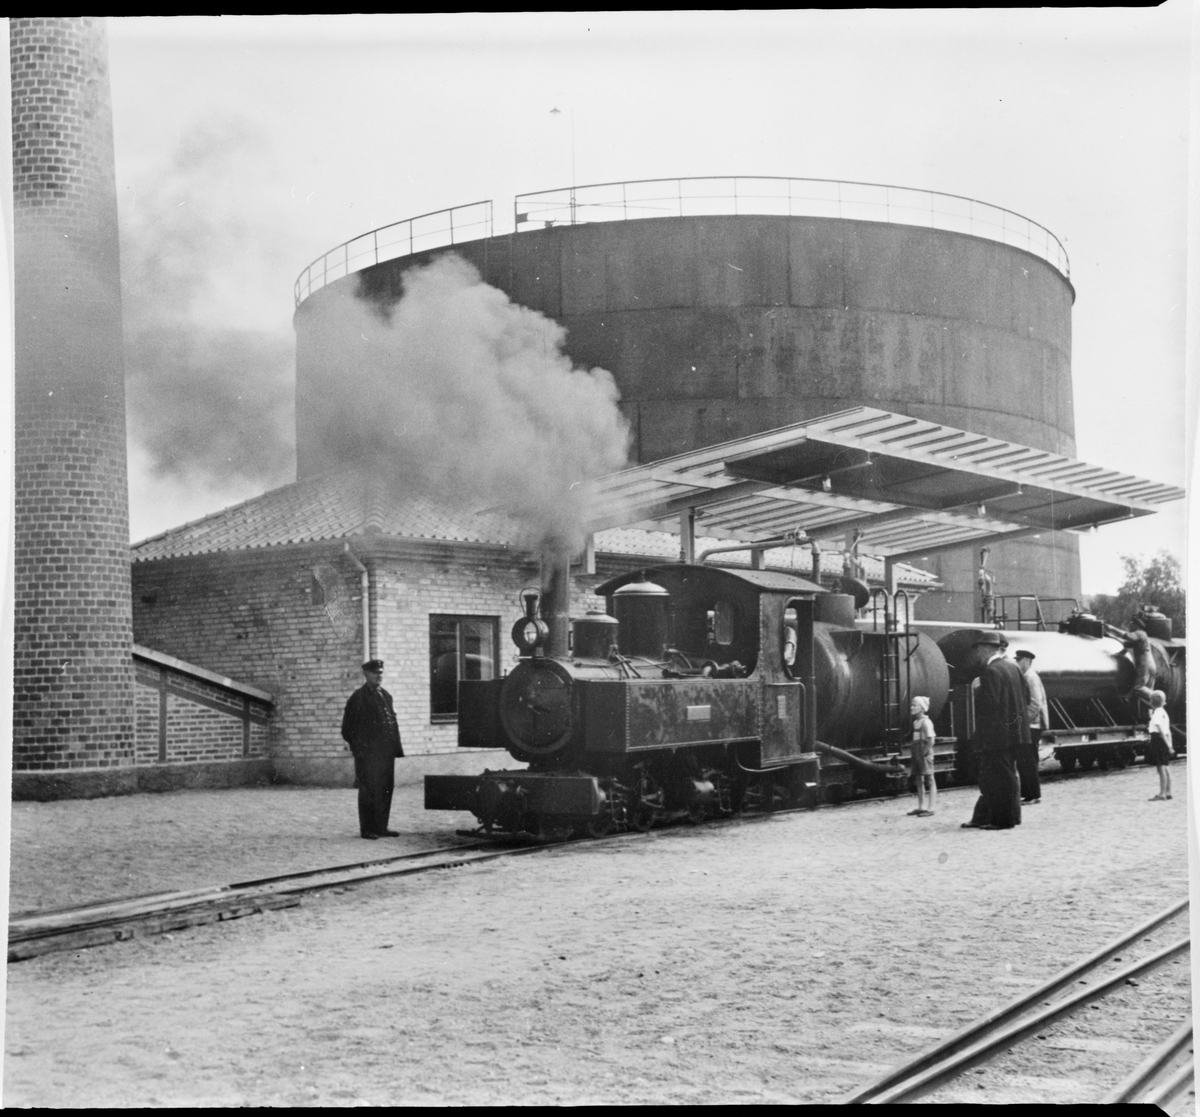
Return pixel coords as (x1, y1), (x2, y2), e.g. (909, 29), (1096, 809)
(306, 253), (631, 560)
(120, 116), (296, 495)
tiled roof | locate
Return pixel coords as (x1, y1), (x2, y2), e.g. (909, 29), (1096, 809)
(131, 469), (938, 589)
(131, 468), (522, 562)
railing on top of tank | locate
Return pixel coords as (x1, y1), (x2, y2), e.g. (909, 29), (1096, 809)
(513, 177), (1071, 280)
(293, 200), (494, 307)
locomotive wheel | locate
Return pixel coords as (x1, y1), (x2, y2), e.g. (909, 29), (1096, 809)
(1058, 752), (1078, 775)
(738, 778), (765, 813)
(584, 815), (615, 838)
(741, 775), (793, 813)
(768, 780), (792, 812)
(629, 772), (665, 833)
(709, 770), (735, 817)
(534, 817), (574, 843)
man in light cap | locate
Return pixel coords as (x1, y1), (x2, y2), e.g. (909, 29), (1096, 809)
(1014, 650), (1046, 804)
(341, 659), (404, 839)
(962, 631), (1028, 830)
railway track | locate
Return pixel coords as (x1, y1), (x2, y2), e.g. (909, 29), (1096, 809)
(6, 839), (552, 962)
(6, 791), (871, 964)
(1100, 1017), (1194, 1107)
(841, 898), (1192, 1106)
(8, 766), (1174, 966)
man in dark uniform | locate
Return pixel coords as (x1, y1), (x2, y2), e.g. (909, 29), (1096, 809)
(962, 631), (1028, 831)
(341, 659), (404, 839)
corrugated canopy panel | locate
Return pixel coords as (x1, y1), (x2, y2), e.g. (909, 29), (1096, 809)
(586, 407), (1184, 559)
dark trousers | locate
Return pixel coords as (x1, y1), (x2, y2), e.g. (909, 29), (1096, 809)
(1017, 740), (1041, 801)
(354, 752), (395, 836)
(969, 749), (1022, 829)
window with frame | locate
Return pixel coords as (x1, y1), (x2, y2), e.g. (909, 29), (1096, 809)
(706, 600), (737, 646)
(430, 615), (499, 721)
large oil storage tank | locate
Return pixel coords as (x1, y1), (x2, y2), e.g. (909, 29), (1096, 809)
(293, 178), (1078, 622)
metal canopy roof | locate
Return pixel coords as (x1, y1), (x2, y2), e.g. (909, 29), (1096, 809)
(585, 407), (1184, 560)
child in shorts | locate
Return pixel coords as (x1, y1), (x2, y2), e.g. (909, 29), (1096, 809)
(908, 695), (936, 817)
(1146, 690), (1174, 801)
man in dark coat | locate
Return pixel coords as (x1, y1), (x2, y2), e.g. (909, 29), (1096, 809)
(962, 631), (1028, 831)
(341, 659), (404, 839)
(1015, 649), (1046, 804)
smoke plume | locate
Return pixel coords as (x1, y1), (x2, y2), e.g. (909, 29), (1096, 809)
(120, 117), (295, 493)
(309, 254), (631, 559)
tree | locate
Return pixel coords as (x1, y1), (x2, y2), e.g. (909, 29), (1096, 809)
(1087, 551), (1186, 637)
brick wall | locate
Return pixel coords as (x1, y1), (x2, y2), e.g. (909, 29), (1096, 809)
(131, 541), (635, 763)
(12, 17), (136, 774)
(132, 657), (271, 767)
(132, 546), (342, 760)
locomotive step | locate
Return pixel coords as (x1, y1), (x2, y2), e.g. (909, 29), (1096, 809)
(426, 772), (608, 817)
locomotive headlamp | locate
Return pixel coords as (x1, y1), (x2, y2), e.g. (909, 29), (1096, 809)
(513, 587), (550, 654)
(514, 618), (549, 653)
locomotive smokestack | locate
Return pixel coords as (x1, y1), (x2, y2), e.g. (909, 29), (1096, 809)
(542, 557), (573, 657)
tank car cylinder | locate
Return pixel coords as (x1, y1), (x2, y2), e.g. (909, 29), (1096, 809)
(938, 629), (1135, 699)
(812, 624), (949, 748)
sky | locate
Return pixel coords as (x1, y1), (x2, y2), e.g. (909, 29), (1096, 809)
(100, 10), (1194, 595)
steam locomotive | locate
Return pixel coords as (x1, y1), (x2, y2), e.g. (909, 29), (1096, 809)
(425, 563), (1185, 838)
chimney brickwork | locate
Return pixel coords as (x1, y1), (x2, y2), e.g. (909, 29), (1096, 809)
(11, 17), (137, 781)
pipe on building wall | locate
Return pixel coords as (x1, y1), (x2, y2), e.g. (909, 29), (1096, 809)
(343, 544), (371, 664)
(367, 560), (379, 663)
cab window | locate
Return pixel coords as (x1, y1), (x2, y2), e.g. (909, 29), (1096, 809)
(708, 600), (736, 646)
(783, 608), (798, 675)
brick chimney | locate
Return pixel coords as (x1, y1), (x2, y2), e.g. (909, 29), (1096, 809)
(11, 17), (136, 796)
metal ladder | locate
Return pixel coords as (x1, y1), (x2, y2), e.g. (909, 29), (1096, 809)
(870, 589), (916, 749)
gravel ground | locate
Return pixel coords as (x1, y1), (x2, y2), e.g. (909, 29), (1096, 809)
(8, 783), (478, 914)
(4, 763), (1195, 1107)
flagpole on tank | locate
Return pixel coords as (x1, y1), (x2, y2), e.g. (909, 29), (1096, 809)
(550, 105), (577, 225)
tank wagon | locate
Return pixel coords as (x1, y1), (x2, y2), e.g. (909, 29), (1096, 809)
(426, 567), (1186, 839)
(938, 608), (1186, 777)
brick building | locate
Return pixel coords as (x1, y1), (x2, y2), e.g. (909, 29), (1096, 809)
(130, 466), (936, 786)
(11, 17), (138, 796)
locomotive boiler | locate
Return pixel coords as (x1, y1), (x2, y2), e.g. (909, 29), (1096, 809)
(426, 563), (951, 837)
